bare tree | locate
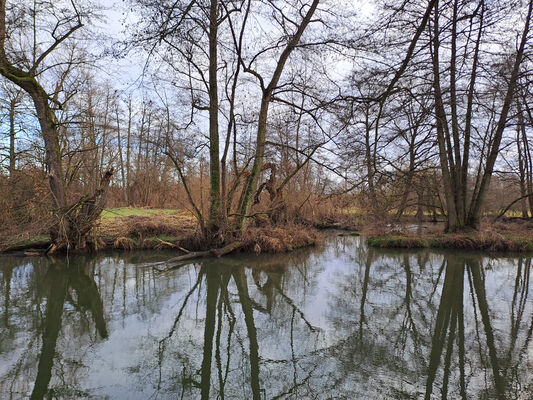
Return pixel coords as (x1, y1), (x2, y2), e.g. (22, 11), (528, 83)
(429, 0), (532, 230)
(0, 0), (113, 250)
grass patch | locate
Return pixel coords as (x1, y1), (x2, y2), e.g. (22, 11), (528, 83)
(368, 232), (533, 252)
(101, 207), (179, 219)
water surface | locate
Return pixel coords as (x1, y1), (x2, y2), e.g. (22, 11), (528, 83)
(0, 234), (532, 399)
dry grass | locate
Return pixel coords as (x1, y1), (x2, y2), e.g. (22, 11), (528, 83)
(489, 218), (533, 236)
(97, 210), (318, 255)
(368, 229), (533, 252)
(241, 224), (319, 254)
(97, 210), (197, 239)
(113, 236), (136, 250)
(3, 203), (320, 254)
(365, 217), (533, 252)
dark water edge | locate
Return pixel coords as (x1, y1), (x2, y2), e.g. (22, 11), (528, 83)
(0, 233), (532, 399)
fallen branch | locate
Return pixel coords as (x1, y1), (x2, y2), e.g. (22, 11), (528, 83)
(154, 239), (192, 254)
(151, 241), (245, 272)
(155, 238), (177, 249)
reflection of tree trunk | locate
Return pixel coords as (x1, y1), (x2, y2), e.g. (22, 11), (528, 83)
(2, 266), (12, 327)
(457, 271), (466, 400)
(468, 260), (506, 400)
(425, 257), (464, 400)
(402, 256), (420, 342)
(359, 252), (372, 342)
(504, 258), (530, 376)
(200, 269), (219, 400)
(30, 267), (68, 400)
(233, 268), (261, 400)
(441, 277), (459, 400)
(30, 261), (108, 400)
(254, 270), (281, 313)
(215, 273), (231, 400)
(69, 267), (108, 338)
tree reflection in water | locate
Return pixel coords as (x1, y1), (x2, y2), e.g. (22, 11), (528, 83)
(0, 257), (108, 400)
(155, 255), (320, 399)
(1, 236), (533, 399)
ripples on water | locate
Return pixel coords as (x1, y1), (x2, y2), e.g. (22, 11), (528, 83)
(0, 234), (532, 399)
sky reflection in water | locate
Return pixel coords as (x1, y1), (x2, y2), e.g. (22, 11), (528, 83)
(0, 234), (532, 399)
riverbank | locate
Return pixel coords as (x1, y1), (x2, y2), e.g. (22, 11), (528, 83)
(2, 207), (320, 256)
(367, 219), (533, 252)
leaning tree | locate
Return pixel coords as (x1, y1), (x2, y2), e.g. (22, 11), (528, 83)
(0, 0), (113, 251)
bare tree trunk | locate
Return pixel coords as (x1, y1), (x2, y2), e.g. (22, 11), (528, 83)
(364, 111), (378, 214)
(520, 99), (533, 216)
(98, 90), (111, 185)
(468, 0), (532, 227)
(8, 95), (17, 177)
(207, 0), (221, 237)
(126, 97), (132, 205)
(237, 0), (319, 230)
(430, 0), (458, 230)
(115, 103), (127, 204)
(516, 119), (528, 217)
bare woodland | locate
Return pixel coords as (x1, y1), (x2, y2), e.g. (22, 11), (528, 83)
(0, 0), (532, 250)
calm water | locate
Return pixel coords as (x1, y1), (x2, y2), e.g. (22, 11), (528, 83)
(0, 234), (532, 399)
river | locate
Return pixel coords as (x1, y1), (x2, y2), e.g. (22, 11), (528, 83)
(0, 233), (532, 399)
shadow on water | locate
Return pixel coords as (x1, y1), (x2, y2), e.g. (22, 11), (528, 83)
(1, 236), (533, 399)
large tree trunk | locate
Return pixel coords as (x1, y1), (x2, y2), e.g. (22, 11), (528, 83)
(29, 86), (67, 210)
(207, 0), (221, 237)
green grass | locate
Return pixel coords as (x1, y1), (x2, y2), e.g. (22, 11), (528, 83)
(368, 233), (533, 252)
(101, 207), (179, 219)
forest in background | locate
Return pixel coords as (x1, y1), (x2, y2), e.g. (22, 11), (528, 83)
(0, 0), (532, 251)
